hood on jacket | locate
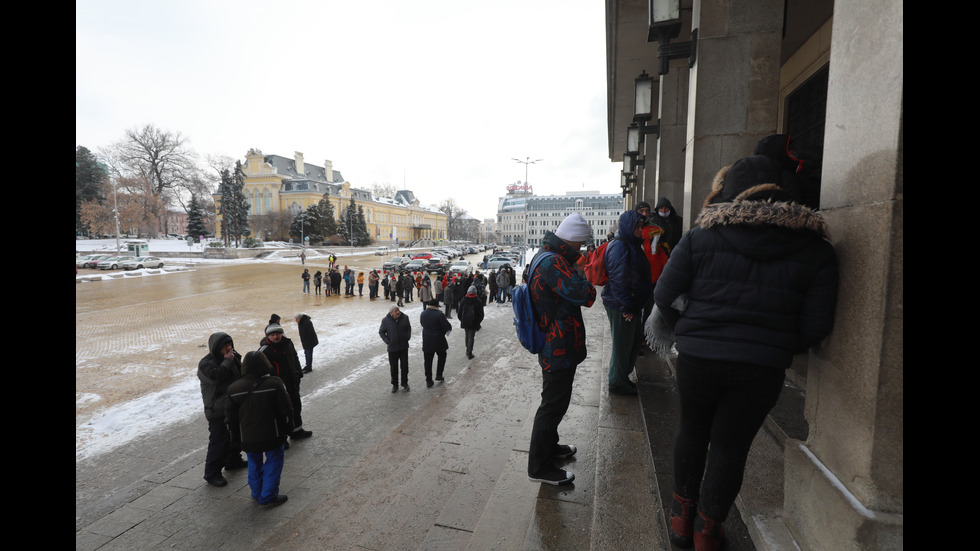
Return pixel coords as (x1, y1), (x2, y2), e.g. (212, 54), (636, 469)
(241, 350), (273, 378)
(615, 210), (646, 245)
(208, 332), (233, 360)
(696, 155), (830, 262)
(703, 155), (797, 208)
(655, 197), (676, 216)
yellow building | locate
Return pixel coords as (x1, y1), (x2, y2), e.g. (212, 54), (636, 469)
(213, 149), (447, 245)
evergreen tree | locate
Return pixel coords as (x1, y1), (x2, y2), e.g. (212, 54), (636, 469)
(218, 163), (250, 247)
(233, 161), (251, 242)
(355, 204), (371, 246)
(186, 195), (208, 241)
(336, 198), (369, 246)
(337, 205), (350, 245)
(76, 145), (107, 235)
(318, 194), (337, 238)
(289, 209), (313, 243)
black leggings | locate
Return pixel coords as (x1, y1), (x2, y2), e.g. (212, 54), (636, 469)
(673, 353), (784, 521)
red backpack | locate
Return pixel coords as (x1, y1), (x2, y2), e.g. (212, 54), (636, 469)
(584, 241), (612, 286)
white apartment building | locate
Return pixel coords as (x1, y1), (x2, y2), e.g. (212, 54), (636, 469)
(496, 184), (624, 246)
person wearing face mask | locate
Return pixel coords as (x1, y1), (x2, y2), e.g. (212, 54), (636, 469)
(654, 197), (684, 253)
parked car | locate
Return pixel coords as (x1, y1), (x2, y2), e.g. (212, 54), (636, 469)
(449, 260), (474, 276)
(79, 254), (112, 269)
(403, 259), (427, 272)
(97, 256), (130, 270)
(487, 256), (515, 270)
(121, 256), (164, 270)
(383, 256), (411, 272)
(432, 248), (456, 259)
(411, 252), (434, 260)
(374, 246), (390, 256)
(425, 257), (446, 275)
(76, 255), (103, 268)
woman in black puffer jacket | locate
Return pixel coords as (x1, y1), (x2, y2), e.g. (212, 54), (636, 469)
(654, 155), (838, 550)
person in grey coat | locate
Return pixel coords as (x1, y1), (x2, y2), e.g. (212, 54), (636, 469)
(379, 305), (412, 392)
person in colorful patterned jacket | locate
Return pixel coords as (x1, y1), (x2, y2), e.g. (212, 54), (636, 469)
(525, 213), (596, 486)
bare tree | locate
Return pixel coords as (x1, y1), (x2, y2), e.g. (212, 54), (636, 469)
(370, 182), (398, 199)
(116, 176), (167, 237)
(439, 198), (469, 242)
(106, 124), (201, 233)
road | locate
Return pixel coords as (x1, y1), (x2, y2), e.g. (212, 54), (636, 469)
(76, 251), (529, 529)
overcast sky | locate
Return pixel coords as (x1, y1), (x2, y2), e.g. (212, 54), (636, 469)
(76, 0), (624, 221)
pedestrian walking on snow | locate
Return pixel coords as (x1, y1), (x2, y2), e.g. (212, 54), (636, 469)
(457, 285), (484, 359)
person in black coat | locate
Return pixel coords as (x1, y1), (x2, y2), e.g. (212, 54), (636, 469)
(226, 351), (293, 507)
(293, 313), (319, 374)
(419, 299), (452, 386)
(457, 285), (485, 360)
(198, 332), (248, 487)
(259, 324), (312, 440)
(654, 155), (838, 549)
(379, 305), (412, 392)
(653, 197), (684, 253)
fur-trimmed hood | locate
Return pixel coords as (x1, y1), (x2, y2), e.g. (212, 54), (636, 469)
(697, 199), (829, 238)
(695, 159), (830, 262)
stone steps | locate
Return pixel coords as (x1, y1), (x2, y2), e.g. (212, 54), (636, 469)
(465, 301), (669, 550)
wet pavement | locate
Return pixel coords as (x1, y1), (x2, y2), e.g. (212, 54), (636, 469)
(76, 253), (759, 550)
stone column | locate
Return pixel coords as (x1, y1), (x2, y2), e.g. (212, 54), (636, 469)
(683, 0), (784, 224)
(653, 29), (691, 230)
(782, 0), (903, 549)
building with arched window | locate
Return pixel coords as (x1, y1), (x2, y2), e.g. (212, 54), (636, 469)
(213, 149), (447, 244)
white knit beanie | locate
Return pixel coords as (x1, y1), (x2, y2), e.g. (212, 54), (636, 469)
(554, 213), (591, 242)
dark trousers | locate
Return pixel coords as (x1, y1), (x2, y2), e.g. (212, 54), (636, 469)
(288, 384), (304, 430)
(673, 353), (785, 521)
(527, 365), (577, 475)
(303, 348), (313, 371)
(388, 349), (409, 386)
(423, 348), (447, 382)
(205, 418), (241, 479)
(464, 328), (476, 354)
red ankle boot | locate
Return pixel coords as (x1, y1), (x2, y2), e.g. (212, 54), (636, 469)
(669, 493), (697, 548)
(693, 509), (725, 551)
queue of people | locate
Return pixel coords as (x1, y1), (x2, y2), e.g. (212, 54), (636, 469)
(200, 147), (838, 543)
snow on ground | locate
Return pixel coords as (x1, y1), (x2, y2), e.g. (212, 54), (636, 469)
(76, 239), (528, 462)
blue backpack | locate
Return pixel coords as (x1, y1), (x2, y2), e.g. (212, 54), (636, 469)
(512, 252), (555, 354)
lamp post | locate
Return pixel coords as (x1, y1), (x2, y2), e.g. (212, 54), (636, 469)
(511, 157), (541, 247)
(512, 157), (543, 188)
